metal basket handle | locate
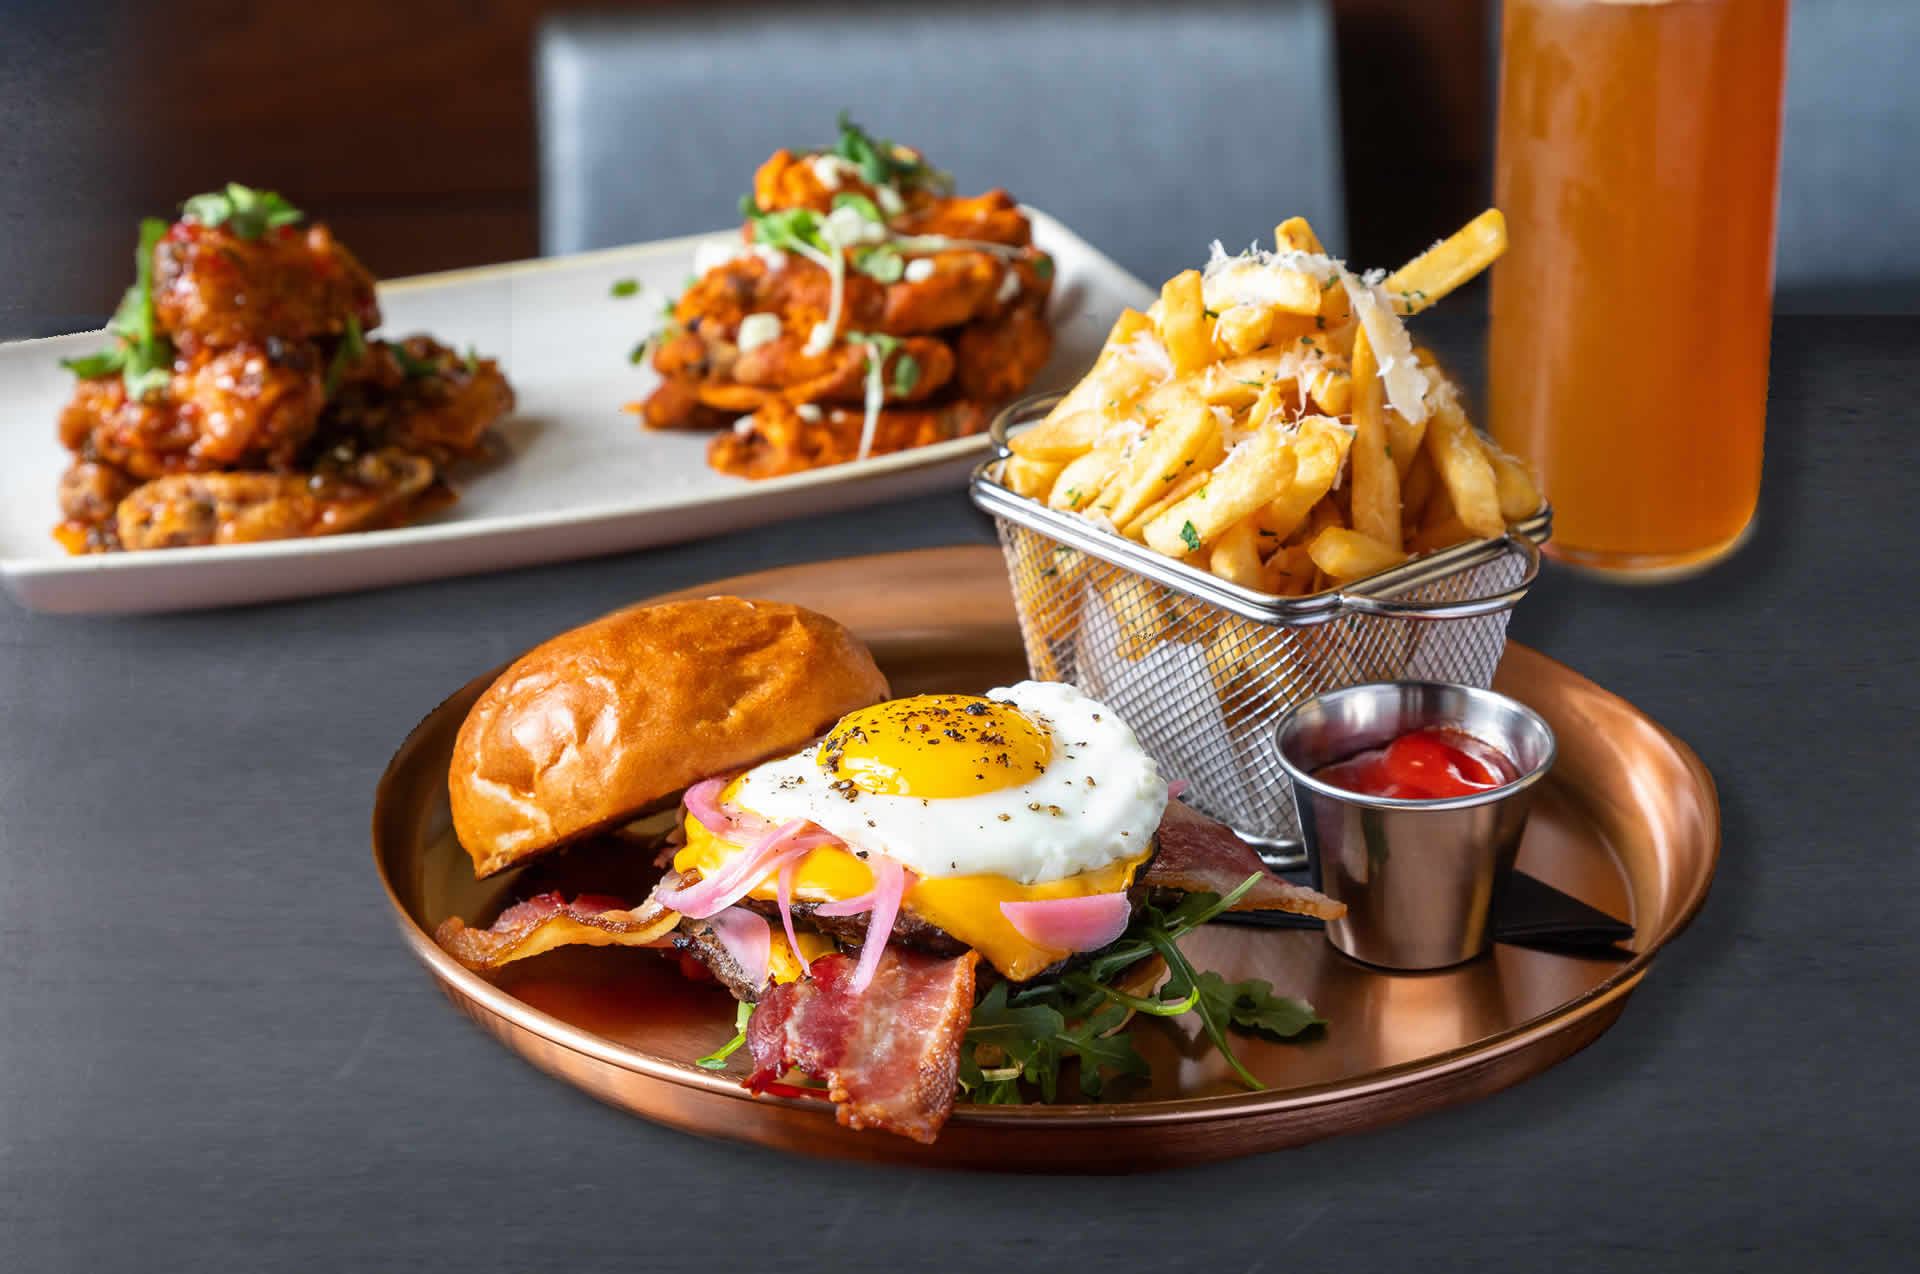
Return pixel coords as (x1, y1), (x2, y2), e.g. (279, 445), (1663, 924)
(1334, 533), (1542, 620)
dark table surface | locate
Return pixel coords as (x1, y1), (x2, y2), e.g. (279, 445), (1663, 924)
(3, 316), (1913, 1270)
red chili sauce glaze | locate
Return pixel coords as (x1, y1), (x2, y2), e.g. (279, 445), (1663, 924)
(1313, 727), (1521, 799)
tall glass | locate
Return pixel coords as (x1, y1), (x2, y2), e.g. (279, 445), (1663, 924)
(1488, 0), (1789, 578)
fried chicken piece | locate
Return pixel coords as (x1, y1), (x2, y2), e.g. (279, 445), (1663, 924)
(751, 149), (944, 220)
(895, 190), (1032, 248)
(153, 221), (379, 355)
(114, 448), (437, 550)
(323, 337), (514, 465)
(633, 375), (730, 432)
(953, 308), (1054, 402)
(729, 334), (954, 405)
(880, 251), (1007, 334)
(57, 342), (328, 479)
(708, 399), (992, 479)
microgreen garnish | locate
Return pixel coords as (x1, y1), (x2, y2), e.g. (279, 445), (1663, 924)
(180, 183), (303, 239)
(464, 346), (480, 375)
(609, 278), (641, 298)
(61, 217), (174, 400)
(959, 875), (1321, 1104)
(1032, 255), (1054, 281)
(696, 1001), (753, 1070)
(830, 191), (884, 223)
(855, 245), (905, 283)
(830, 111), (952, 193)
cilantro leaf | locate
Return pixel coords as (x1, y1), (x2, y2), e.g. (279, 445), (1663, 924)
(1032, 254), (1054, 281)
(181, 183), (303, 239)
(59, 348), (125, 379)
(855, 245), (905, 283)
(831, 111), (953, 193)
(830, 191), (883, 223)
(746, 206), (828, 258)
(609, 278), (641, 298)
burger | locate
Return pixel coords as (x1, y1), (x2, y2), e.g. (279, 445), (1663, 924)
(434, 596), (1341, 1143)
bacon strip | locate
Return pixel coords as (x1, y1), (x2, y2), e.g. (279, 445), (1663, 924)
(1144, 801), (1346, 920)
(746, 948), (980, 1144)
(434, 887), (681, 972)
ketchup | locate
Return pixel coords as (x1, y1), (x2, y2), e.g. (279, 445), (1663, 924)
(1313, 727), (1520, 800)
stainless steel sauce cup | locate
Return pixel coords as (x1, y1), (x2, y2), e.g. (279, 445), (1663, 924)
(1273, 682), (1557, 970)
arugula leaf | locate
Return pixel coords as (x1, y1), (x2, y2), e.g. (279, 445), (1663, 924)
(696, 1001), (753, 1070)
(1145, 926), (1264, 1091)
(962, 981), (1148, 1104)
(180, 183), (303, 239)
(609, 278), (641, 298)
(1193, 972), (1324, 1040)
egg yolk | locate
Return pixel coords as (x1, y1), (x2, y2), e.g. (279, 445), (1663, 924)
(819, 694), (1051, 798)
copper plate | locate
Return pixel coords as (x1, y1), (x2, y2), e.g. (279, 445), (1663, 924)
(372, 545), (1719, 1171)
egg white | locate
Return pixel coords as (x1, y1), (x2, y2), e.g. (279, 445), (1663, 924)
(729, 681), (1167, 885)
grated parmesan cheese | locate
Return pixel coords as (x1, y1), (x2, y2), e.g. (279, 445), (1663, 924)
(1338, 266), (1430, 424)
(1122, 331), (1173, 381)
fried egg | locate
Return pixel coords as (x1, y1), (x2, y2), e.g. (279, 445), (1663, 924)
(673, 681), (1168, 980)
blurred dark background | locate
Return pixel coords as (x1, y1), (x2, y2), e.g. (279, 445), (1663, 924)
(0, 0), (1494, 339)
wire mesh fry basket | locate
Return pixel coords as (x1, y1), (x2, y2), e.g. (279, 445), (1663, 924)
(970, 394), (1551, 865)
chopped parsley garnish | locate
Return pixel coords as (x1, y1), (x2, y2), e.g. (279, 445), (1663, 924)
(957, 876), (1321, 1104)
(1032, 255), (1054, 280)
(609, 278), (641, 298)
(61, 217), (174, 400)
(180, 183), (303, 239)
(1180, 521), (1202, 552)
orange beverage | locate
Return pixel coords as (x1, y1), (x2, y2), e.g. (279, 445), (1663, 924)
(1488, 0), (1788, 577)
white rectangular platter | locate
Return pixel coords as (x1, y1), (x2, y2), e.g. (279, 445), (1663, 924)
(0, 210), (1150, 614)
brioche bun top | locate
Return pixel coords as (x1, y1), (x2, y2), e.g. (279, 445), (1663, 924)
(448, 596), (888, 878)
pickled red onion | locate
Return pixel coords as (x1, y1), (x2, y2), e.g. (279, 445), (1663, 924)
(775, 856), (811, 976)
(709, 906), (772, 990)
(812, 853), (909, 994)
(1000, 892), (1133, 954)
(1166, 779), (1188, 800)
(656, 819), (836, 918)
(683, 775), (772, 843)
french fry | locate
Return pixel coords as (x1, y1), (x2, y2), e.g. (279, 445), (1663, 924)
(1383, 209), (1507, 315)
(1213, 304), (1276, 359)
(1121, 467), (1210, 538)
(1274, 216), (1326, 256)
(1095, 403), (1223, 529)
(1047, 444), (1127, 512)
(1483, 437), (1545, 520)
(1399, 443), (1438, 529)
(1426, 392), (1505, 538)
(1308, 526), (1407, 583)
(1386, 405), (1426, 479)
(1003, 454), (1064, 500)
(1260, 542), (1316, 596)
(1203, 259), (1323, 316)
(1040, 309), (1157, 422)
(1347, 325), (1402, 549)
(1208, 518), (1266, 589)
(1409, 513), (1475, 555)
(1261, 415), (1353, 542)
(1288, 493), (1344, 547)
(1143, 426), (1299, 557)
(1158, 270), (1211, 376)
(1009, 409), (1107, 461)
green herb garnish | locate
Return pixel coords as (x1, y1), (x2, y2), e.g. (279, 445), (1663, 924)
(323, 315), (366, 397)
(180, 183), (303, 239)
(386, 341), (439, 380)
(856, 245), (905, 283)
(1032, 255), (1054, 281)
(1179, 521), (1202, 553)
(830, 191), (884, 223)
(696, 1001), (753, 1070)
(61, 217), (174, 400)
(959, 875), (1319, 1104)
(891, 351), (921, 397)
(609, 278), (641, 298)
(830, 111), (952, 193)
